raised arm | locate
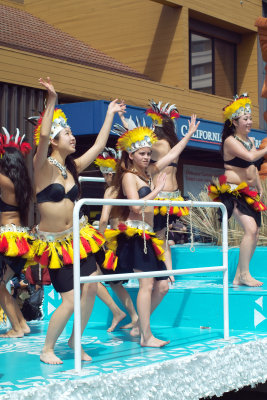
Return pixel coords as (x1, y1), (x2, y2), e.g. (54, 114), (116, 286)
(122, 172), (166, 214)
(75, 100), (126, 174)
(33, 77), (57, 172)
(224, 136), (267, 162)
(150, 114), (200, 174)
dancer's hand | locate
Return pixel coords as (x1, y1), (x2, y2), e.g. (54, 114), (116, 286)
(38, 77), (57, 98)
(188, 114), (200, 136)
(107, 99), (126, 115)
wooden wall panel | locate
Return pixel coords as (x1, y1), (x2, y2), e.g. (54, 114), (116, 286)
(0, 46), (259, 128)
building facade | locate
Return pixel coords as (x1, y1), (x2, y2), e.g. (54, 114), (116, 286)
(0, 0), (266, 220)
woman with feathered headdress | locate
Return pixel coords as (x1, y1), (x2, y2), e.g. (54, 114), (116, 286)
(105, 113), (199, 347)
(144, 101), (191, 283)
(208, 94), (267, 287)
(32, 77), (125, 365)
(0, 127), (33, 338)
(94, 148), (138, 331)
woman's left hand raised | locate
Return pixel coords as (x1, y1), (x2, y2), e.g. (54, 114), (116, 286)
(188, 114), (200, 135)
(107, 99), (126, 115)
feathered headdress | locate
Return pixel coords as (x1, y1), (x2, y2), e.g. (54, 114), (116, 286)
(94, 147), (121, 173)
(223, 93), (252, 121)
(34, 108), (70, 146)
(0, 127), (32, 157)
(145, 100), (180, 127)
(112, 116), (157, 153)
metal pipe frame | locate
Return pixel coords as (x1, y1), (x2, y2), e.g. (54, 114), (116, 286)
(73, 197), (229, 373)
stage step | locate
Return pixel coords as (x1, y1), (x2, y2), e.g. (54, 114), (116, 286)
(171, 245), (267, 281)
(43, 277), (267, 333)
(41, 246), (267, 333)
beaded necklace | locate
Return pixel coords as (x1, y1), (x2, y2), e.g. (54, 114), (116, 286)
(234, 135), (253, 151)
(48, 156), (67, 179)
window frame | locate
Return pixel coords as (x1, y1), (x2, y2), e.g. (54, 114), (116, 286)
(189, 19), (239, 96)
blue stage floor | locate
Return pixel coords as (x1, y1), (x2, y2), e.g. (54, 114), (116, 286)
(1, 246), (267, 399)
(1, 320), (267, 399)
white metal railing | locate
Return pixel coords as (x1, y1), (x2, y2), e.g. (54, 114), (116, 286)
(73, 196), (229, 373)
(79, 176), (105, 183)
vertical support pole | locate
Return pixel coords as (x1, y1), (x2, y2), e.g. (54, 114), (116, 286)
(221, 204), (229, 340)
(73, 200), (82, 373)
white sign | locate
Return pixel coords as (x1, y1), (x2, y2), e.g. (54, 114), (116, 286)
(183, 164), (224, 198)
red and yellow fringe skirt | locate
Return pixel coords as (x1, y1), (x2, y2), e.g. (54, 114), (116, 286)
(102, 220), (165, 272)
(32, 216), (105, 269)
(0, 225), (34, 279)
(153, 189), (188, 231)
(208, 175), (267, 227)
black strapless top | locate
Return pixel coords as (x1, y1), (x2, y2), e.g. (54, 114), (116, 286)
(0, 198), (19, 212)
(150, 159), (177, 168)
(138, 186), (151, 198)
(224, 157), (264, 169)
(36, 183), (79, 204)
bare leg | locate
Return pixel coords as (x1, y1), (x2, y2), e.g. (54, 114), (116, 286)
(40, 289), (75, 364)
(68, 281), (97, 361)
(157, 228), (174, 283)
(232, 207), (262, 287)
(96, 282), (126, 332)
(133, 275), (169, 347)
(0, 266), (30, 338)
(150, 279), (169, 315)
(110, 283), (138, 329)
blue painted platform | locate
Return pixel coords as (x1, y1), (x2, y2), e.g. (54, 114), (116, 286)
(1, 245), (267, 399)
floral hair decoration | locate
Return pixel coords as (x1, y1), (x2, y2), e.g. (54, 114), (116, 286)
(34, 108), (70, 146)
(113, 116), (157, 153)
(223, 93), (252, 122)
(94, 147), (121, 173)
(0, 127), (32, 157)
(145, 100), (180, 127)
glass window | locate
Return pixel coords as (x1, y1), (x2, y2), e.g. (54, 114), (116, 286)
(190, 32), (236, 97)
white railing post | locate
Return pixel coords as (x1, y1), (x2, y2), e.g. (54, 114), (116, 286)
(72, 184), (229, 373)
(221, 204), (229, 340)
(73, 199), (84, 373)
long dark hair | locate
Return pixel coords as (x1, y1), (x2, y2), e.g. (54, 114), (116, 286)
(221, 119), (237, 157)
(0, 147), (32, 225)
(48, 137), (81, 198)
(110, 151), (133, 220)
(154, 115), (179, 148)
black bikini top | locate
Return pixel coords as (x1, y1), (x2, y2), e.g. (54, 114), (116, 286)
(224, 157), (264, 169)
(150, 159), (177, 168)
(224, 157), (254, 168)
(0, 197), (19, 212)
(36, 183), (79, 204)
(138, 186), (151, 198)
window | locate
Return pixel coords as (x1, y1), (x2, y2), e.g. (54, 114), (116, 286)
(189, 22), (237, 97)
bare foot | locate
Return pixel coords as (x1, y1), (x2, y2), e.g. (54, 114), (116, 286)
(107, 311), (126, 332)
(239, 277), (263, 287)
(40, 349), (63, 365)
(120, 320), (138, 330)
(68, 339), (92, 362)
(130, 324), (140, 337)
(21, 323), (31, 334)
(141, 335), (170, 348)
(0, 329), (24, 338)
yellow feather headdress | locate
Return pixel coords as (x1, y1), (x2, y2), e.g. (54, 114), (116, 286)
(223, 94), (252, 122)
(34, 108), (70, 146)
(113, 116), (157, 153)
(94, 148), (120, 173)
